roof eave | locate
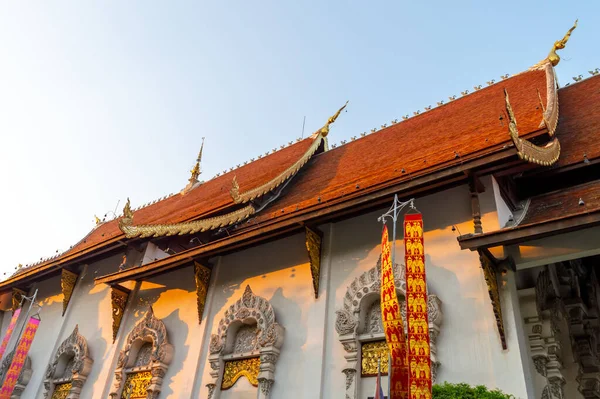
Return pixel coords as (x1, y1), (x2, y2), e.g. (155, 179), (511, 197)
(457, 210), (600, 251)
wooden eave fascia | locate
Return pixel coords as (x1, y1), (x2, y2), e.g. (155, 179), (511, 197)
(0, 240), (126, 290)
(94, 144), (528, 286)
(458, 210), (600, 251)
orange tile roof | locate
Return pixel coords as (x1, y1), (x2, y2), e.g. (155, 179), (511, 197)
(553, 74), (600, 167)
(253, 69), (551, 222)
(6, 67), (556, 283)
(14, 138), (316, 272)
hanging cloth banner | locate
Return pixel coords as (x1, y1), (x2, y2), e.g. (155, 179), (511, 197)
(0, 316), (40, 398)
(380, 225), (409, 399)
(0, 309), (20, 361)
(404, 213), (432, 399)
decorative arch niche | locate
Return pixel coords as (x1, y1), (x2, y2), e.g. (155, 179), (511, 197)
(43, 325), (93, 399)
(206, 285), (284, 399)
(109, 307), (173, 399)
(335, 259), (443, 399)
(0, 350), (32, 398)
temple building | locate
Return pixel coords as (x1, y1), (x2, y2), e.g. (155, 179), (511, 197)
(1, 22), (599, 399)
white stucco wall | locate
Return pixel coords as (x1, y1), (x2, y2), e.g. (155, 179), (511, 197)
(322, 183), (528, 399)
(195, 232), (326, 399)
(0, 179), (538, 399)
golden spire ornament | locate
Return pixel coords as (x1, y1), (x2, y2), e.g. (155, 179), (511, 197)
(189, 137), (205, 183)
(318, 101), (348, 137)
(546, 20), (578, 67)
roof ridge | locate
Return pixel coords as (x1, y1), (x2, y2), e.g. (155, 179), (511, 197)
(561, 68), (600, 88)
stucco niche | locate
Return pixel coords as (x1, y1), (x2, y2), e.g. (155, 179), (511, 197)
(207, 285), (284, 399)
(0, 350), (32, 398)
(335, 259), (443, 398)
(43, 325), (93, 399)
(109, 307), (173, 399)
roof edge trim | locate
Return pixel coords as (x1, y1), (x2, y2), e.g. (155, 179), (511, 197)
(118, 201), (256, 239)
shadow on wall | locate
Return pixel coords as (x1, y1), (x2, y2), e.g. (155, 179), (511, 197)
(161, 308), (190, 398)
(70, 281), (112, 398)
(268, 287), (306, 398)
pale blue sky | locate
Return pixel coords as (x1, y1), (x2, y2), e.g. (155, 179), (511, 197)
(1, 1), (598, 278)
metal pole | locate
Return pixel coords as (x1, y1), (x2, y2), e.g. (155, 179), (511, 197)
(391, 194), (397, 267)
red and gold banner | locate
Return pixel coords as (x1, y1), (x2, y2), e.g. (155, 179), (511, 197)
(0, 316), (40, 398)
(404, 213), (432, 399)
(0, 309), (20, 361)
(381, 225), (409, 399)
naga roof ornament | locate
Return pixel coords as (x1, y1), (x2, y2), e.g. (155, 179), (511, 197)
(230, 101), (348, 204)
(504, 89), (561, 166)
(532, 20), (577, 69)
(117, 102), (348, 239)
(118, 197), (255, 238)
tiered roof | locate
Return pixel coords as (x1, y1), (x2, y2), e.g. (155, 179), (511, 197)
(4, 22), (597, 289)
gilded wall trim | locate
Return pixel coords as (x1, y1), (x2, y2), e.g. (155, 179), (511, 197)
(12, 288), (26, 313)
(505, 89), (561, 166)
(111, 285), (130, 343)
(305, 227), (322, 299)
(61, 269), (78, 316)
(194, 262), (212, 325)
(221, 357), (260, 390)
(361, 340), (389, 377)
(478, 249), (507, 350)
(120, 371), (152, 399)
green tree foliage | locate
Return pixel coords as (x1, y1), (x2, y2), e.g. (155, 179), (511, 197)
(432, 382), (515, 399)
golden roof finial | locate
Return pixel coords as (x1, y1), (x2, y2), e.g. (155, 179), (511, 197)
(189, 137), (205, 183)
(123, 198), (133, 219)
(94, 215), (101, 225)
(546, 20), (577, 66)
(319, 101), (349, 137)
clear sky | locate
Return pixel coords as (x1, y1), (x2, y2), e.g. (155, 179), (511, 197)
(0, 1), (598, 279)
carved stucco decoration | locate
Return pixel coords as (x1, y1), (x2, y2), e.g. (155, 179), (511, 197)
(43, 325), (93, 399)
(109, 307), (174, 399)
(111, 285), (130, 343)
(12, 288), (26, 313)
(335, 259), (443, 399)
(61, 269), (79, 317)
(207, 285), (284, 399)
(0, 350), (32, 398)
(535, 262), (600, 398)
(194, 262), (212, 325)
(305, 227), (322, 299)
